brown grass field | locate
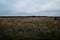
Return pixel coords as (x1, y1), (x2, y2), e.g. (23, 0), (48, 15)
(0, 16), (60, 40)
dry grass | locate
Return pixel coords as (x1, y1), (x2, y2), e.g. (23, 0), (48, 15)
(0, 17), (60, 40)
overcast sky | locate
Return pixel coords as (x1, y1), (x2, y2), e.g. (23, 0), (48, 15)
(0, 0), (60, 16)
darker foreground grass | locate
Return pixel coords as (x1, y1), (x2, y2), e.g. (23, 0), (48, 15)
(0, 17), (60, 40)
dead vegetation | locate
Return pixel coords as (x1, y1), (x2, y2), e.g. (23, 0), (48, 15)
(0, 17), (60, 40)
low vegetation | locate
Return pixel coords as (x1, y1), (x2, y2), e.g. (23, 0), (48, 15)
(0, 17), (60, 40)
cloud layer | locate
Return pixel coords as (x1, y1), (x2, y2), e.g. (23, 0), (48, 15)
(0, 0), (60, 16)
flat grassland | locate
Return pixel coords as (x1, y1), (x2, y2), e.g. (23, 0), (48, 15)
(0, 17), (60, 40)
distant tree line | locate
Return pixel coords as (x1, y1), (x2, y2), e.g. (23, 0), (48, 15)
(0, 16), (60, 20)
